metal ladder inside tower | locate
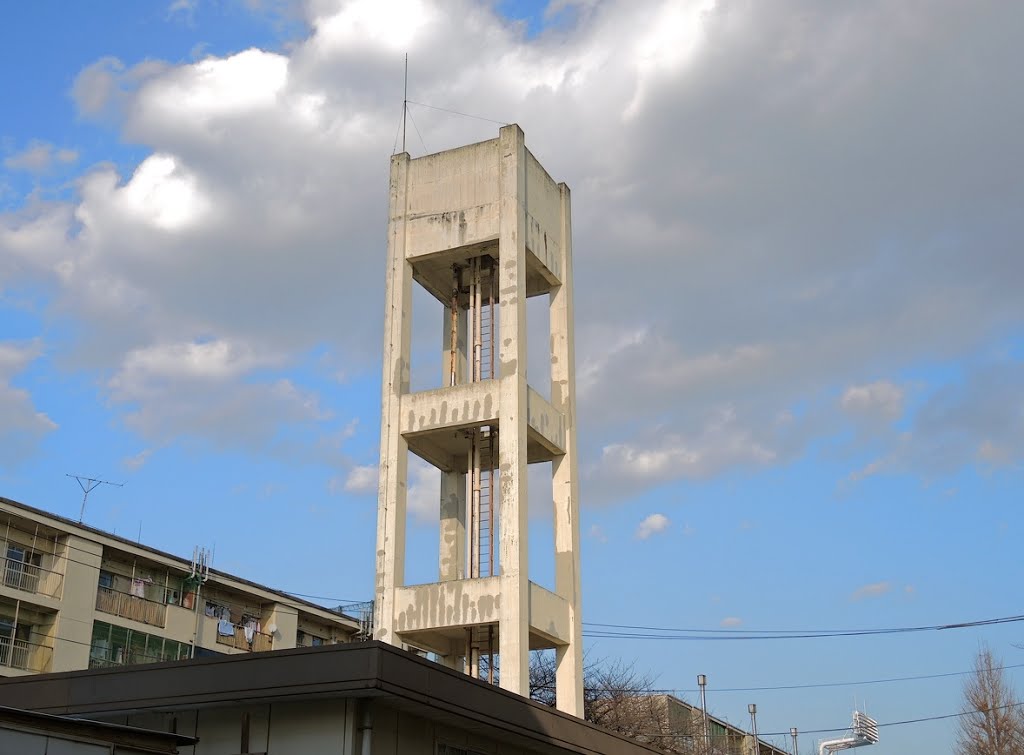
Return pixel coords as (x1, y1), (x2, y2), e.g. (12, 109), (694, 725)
(456, 255), (499, 682)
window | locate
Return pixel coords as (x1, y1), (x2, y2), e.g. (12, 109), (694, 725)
(297, 630), (327, 647)
(89, 621), (188, 669)
(98, 570), (114, 589)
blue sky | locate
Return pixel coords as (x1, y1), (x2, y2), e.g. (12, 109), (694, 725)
(2, 1), (1023, 752)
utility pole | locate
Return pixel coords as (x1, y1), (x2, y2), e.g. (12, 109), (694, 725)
(749, 704), (760, 755)
(66, 474), (123, 523)
(698, 674), (710, 753)
(791, 726), (799, 755)
(188, 546), (211, 658)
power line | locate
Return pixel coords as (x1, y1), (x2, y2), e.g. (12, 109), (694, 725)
(762, 700), (1024, 737)
(583, 614), (1024, 640)
(637, 701), (1024, 740)
(530, 662), (1024, 695)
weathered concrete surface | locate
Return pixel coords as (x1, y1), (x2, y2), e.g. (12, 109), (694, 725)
(394, 577), (502, 633)
(375, 125), (583, 717)
(529, 582), (570, 646)
(496, 124), (532, 701)
(405, 139), (500, 260)
(374, 152), (412, 647)
(400, 381), (499, 435)
(525, 149), (564, 284)
(526, 386), (566, 455)
(549, 181), (584, 716)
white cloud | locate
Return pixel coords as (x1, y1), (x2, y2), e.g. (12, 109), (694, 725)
(4, 141), (78, 173)
(110, 154), (210, 231)
(588, 406), (778, 502)
(841, 380), (905, 422)
(850, 581), (891, 601)
(167, 0), (199, 21)
(720, 616), (742, 628)
(0, 341), (58, 466)
(842, 362), (1024, 487)
(111, 339), (278, 389)
(1, 0), (1022, 488)
(635, 513), (670, 540)
(106, 338), (328, 449)
(135, 49), (288, 129)
(406, 457), (440, 523)
(122, 449), (153, 470)
(588, 523), (607, 543)
(344, 464), (378, 493)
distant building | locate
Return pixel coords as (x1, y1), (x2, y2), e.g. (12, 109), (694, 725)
(0, 495), (363, 676)
(587, 690), (788, 754)
(635, 695), (789, 755)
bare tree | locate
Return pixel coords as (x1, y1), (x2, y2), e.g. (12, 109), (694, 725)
(530, 651), (696, 753)
(956, 645), (1024, 755)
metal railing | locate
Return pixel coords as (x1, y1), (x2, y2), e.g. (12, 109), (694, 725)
(87, 648), (182, 670)
(0, 636), (53, 672)
(215, 623), (273, 652)
(1, 556), (63, 598)
(95, 587), (167, 628)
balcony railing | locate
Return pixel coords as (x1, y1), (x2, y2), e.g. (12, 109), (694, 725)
(0, 636), (53, 672)
(1, 557), (63, 598)
(95, 587), (167, 628)
(87, 647), (182, 670)
(215, 624), (273, 653)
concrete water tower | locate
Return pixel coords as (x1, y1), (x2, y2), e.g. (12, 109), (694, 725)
(374, 124), (584, 716)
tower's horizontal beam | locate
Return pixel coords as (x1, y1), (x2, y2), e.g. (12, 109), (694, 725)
(394, 577), (502, 633)
(528, 582), (571, 646)
(526, 387), (566, 456)
(392, 578), (571, 648)
(400, 382), (499, 435)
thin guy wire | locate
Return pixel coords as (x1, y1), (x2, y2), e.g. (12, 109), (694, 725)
(406, 106), (429, 155)
(406, 100), (510, 126)
(391, 105), (404, 155)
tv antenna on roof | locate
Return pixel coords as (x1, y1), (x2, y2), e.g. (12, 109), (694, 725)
(818, 710), (880, 755)
(66, 474), (123, 523)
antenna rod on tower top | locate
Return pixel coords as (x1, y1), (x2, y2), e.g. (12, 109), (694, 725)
(402, 53), (408, 153)
(66, 474), (124, 523)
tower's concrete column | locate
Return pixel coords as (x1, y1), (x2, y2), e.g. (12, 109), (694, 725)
(439, 304), (467, 586)
(496, 124), (531, 697)
(374, 153), (412, 645)
(551, 182), (584, 717)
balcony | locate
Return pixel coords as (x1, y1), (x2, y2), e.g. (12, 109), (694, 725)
(0, 636), (52, 673)
(95, 587), (167, 628)
(88, 647), (180, 670)
(215, 623), (273, 653)
(1, 557), (62, 598)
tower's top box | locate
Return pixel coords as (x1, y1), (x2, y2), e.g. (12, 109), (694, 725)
(393, 125), (566, 300)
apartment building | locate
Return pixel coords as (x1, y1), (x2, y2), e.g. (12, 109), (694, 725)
(639, 695), (790, 755)
(0, 495), (364, 677)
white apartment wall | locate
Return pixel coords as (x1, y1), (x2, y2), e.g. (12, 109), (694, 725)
(51, 536), (101, 672)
